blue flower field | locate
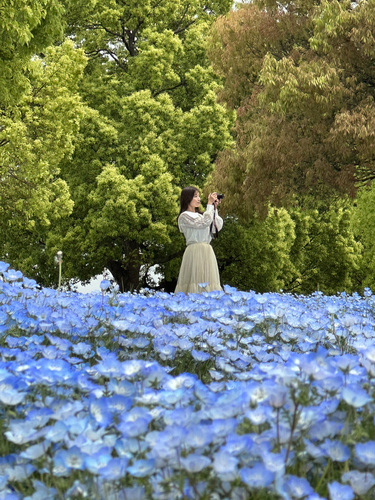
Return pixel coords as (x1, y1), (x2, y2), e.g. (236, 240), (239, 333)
(1, 261), (375, 499)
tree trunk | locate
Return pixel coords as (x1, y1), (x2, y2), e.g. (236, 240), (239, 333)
(107, 242), (141, 292)
(107, 259), (141, 292)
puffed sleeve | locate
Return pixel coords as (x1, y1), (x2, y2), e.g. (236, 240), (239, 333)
(178, 205), (214, 231)
(214, 210), (224, 232)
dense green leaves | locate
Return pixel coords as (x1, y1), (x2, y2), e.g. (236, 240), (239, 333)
(2, 0), (234, 290)
(0, 0), (65, 106)
(0, 41), (87, 281)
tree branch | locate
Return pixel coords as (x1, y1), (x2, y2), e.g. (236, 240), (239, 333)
(152, 80), (185, 97)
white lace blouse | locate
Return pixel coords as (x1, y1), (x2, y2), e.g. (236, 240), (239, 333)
(178, 204), (223, 245)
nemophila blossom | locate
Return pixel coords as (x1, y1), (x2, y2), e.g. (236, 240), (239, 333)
(183, 425), (214, 449)
(308, 419), (343, 441)
(5, 420), (42, 445)
(224, 434), (253, 456)
(89, 398), (112, 426)
(328, 481), (354, 500)
(4, 269), (23, 281)
(261, 449), (287, 473)
(115, 437), (148, 458)
(53, 447), (86, 474)
(0, 378), (27, 406)
(0, 261), (10, 273)
(241, 463), (274, 489)
(191, 349), (211, 362)
(119, 415), (152, 438)
(354, 441), (375, 465)
(246, 405), (273, 425)
(284, 475), (314, 498)
(7, 463), (35, 482)
(212, 450), (238, 477)
(342, 384), (371, 408)
(20, 443), (49, 460)
(321, 439), (351, 462)
(267, 385), (288, 408)
(24, 479), (57, 500)
(107, 394), (133, 413)
(72, 342), (93, 357)
(100, 279), (111, 291)
(342, 470), (375, 496)
(85, 448), (112, 474)
(99, 457), (129, 480)
(45, 421), (68, 443)
(121, 359), (145, 378)
(50, 400), (84, 421)
(128, 459), (156, 477)
(303, 439), (325, 459)
(180, 454), (211, 473)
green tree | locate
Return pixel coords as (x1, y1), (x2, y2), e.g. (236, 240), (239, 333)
(42, 0), (235, 291)
(202, 0), (374, 293)
(286, 199), (362, 295)
(0, 0), (65, 106)
(352, 184), (375, 291)
(213, 207), (297, 292)
(0, 41), (87, 281)
(213, 199), (361, 295)
(207, 0), (375, 214)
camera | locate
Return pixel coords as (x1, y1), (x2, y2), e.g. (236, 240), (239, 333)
(217, 194), (224, 200)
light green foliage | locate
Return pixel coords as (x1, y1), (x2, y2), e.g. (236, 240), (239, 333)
(352, 185), (375, 290)
(1, 0), (234, 290)
(0, 0), (65, 106)
(287, 199), (362, 295)
(213, 207), (296, 292)
(45, 0), (235, 291)
(203, 0), (375, 293)
(213, 199), (362, 295)
(0, 41), (88, 281)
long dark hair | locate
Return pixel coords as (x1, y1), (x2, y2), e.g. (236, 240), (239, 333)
(178, 186), (203, 220)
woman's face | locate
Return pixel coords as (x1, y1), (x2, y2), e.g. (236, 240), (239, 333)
(188, 190), (201, 210)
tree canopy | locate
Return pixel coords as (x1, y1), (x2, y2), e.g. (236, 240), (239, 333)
(1, 0), (235, 291)
(207, 0), (375, 216)
(0, 0), (87, 281)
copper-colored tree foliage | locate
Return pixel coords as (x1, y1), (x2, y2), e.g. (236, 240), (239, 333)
(207, 0), (375, 217)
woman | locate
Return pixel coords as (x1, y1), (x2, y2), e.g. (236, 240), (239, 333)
(175, 186), (223, 294)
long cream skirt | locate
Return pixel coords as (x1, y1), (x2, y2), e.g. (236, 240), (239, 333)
(175, 242), (222, 294)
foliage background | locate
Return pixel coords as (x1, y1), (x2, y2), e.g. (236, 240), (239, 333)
(2, 0), (375, 294)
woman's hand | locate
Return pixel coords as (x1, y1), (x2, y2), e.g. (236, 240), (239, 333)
(208, 192), (218, 205)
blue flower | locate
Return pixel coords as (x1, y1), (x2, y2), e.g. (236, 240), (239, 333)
(328, 482), (354, 500)
(118, 417), (150, 437)
(322, 439), (351, 462)
(100, 279), (111, 291)
(191, 350), (211, 362)
(54, 446), (87, 470)
(5, 420), (40, 445)
(355, 441), (375, 466)
(45, 422), (69, 443)
(0, 261), (10, 273)
(20, 443), (49, 460)
(89, 398), (112, 426)
(342, 470), (375, 496)
(212, 450), (238, 475)
(284, 475), (314, 498)
(180, 454), (211, 473)
(24, 479), (57, 500)
(183, 425), (214, 449)
(128, 459), (156, 477)
(342, 385), (371, 408)
(241, 463), (274, 488)
(85, 448), (112, 474)
(4, 269), (23, 281)
(99, 458), (128, 480)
